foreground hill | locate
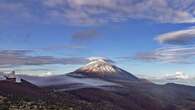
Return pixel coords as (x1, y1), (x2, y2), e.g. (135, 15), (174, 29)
(1, 80), (195, 110)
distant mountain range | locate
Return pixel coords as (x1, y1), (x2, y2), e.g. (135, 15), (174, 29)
(0, 59), (195, 110)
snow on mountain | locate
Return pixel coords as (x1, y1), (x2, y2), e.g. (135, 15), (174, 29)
(77, 58), (119, 74)
(69, 58), (139, 81)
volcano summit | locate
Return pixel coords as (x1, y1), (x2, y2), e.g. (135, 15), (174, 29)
(68, 58), (139, 81)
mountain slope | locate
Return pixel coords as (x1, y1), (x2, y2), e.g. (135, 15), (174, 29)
(68, 59), (139, 81)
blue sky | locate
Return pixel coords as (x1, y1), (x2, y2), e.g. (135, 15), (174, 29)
(0, 0), (195, 83)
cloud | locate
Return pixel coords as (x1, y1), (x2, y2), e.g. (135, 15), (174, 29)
(0, 50), (88, 67)
(140, 71), (195, 86)
(140, 71), (190, 81)
(156, 28), (195, 45)
(133, 46), (195, 64)
(0, 1), (35, 24)
(18, 75), (120, 87)
(39, 71), (53, 76)
(133, 27), (195, 64)
(42, 0), (195, 24)
(87, 57), (115, 63)
(164, 71), (189, 80)
(1, 0), (195, 25)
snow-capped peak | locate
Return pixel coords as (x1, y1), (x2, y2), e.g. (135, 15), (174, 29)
(69, 57), (139, 81)
(76, 58), (119, 74)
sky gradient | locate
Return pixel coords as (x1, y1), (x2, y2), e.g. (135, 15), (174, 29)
(0, 0), (195, 85)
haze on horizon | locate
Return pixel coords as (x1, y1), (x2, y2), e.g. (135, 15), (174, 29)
(0, 0), (195, 85)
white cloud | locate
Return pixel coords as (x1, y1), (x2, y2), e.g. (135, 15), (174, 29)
(87, 57), (115, 63)
(156, 28), (195, 45)
(44, 0), (195, 25)
(0, 50), (88, 66)
(165, 71), (189, 80)
(135, 27), (195, 64)
(138, 71), (190, 81)
(134, 46), (195, 64)
(142, 71), (195, 86)
(1, 0), (195, 25)
(36, 71), (53, 77)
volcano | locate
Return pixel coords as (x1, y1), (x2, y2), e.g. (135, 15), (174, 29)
(33, 58), (140, 92)
(68, 58), (139, 81)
